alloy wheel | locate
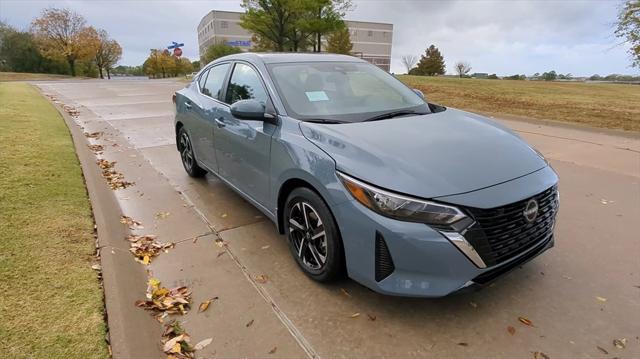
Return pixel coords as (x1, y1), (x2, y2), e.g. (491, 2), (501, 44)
(179, 132), (194, 171)
(288, 201), (327, 270)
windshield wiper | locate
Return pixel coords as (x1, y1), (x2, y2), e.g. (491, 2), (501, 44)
(304, 118), (348, 124)
(364, 110), (429, 122)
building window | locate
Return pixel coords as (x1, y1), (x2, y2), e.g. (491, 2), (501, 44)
(367, 30), (373, 37)
(221, 21), (228, 29)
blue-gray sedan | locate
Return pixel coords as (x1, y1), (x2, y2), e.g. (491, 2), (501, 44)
(173, 53), (559, 297)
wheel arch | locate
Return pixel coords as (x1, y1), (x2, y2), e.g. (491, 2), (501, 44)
(175, 121), (184, 151)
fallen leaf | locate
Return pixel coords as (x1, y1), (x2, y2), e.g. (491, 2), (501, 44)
(367, 314), (376, 321)
(120, 215), (143, 229)
(340, 288), (352, 298)
(194, 338), (213, 351)
(246, 319), (254, 327)
(507, 326), (516, 335)
(613, 338), (627, 349)
(469, 301), (478, 308)
(596, 346), (608, 354)
(215, 239), (227, 248)
(268, 347), (277, 354)
(532, 351), (550, 359)
(596, 296), (607, 303)
(562, 275), (573, 280)
(350, 312), (360, 318)
(198, 297), (218, 313)
(221, 213), (228, 218)
(155, 211), (170, 219)
(518, 316), (535, 327)
(261, 245), (270, 250)
(216, 251), (226, 258)
(91, 264), (102, 271)
(255, 274), (269, 284)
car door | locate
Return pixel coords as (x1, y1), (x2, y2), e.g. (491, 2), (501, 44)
(190, 62), (231, 172)
(214, 62), (276, 208)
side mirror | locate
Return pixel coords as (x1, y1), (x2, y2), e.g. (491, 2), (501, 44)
(230, 99), (267, 120)
(413, 89), (425, 100)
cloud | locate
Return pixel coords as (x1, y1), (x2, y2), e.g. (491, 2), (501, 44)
(0, 0), (635, 75)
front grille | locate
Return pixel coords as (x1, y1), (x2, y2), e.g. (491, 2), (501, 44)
(375, 232), (395, 282)
(463, 185), (558, 267)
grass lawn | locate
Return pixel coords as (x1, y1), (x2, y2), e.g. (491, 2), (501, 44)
(0, 72), (79, 82)
(399, 75), (640, 132)
(0, 83), (109, 358)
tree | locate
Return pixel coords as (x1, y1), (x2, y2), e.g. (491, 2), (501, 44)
(487, 73), (499, 79)
(0, 22), (67, 74)
(401, 54), (418, 73)
(326, 26), (352, 54)
(541, 70), (557, 81)
(615, 0), (640, 68)
(300, 0), (352, 52)
(240, 0), (298, 52)
(93, 29), (122, 79)
(415, 44), (445, 76)
(240, 0), (350, 52)
(454, 61), (472, 78)
(203, 43), (242, 64)
(590, 74), (602, 81)
(31, 8), (98, 76)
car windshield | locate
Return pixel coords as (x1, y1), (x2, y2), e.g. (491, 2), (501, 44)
(267, 61), (429, 122)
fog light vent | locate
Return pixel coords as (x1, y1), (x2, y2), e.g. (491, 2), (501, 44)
(375, 232), (394, 282)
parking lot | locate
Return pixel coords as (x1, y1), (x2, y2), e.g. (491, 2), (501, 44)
(37, 79), (639, 358)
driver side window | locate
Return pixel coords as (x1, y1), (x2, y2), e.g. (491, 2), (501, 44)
(225, 63), (268, 105)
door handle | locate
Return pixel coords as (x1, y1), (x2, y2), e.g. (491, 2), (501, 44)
(214, 117), (226, 128)
(184, 102), (192, 110)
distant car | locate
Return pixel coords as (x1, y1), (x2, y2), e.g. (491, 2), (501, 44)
(173, 53), (559, 297)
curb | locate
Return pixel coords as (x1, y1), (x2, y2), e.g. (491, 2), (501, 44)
(41, 87), (163, 358)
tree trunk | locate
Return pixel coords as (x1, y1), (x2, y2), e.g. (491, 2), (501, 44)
(68, 58), (76, 77)
(99, 67), (104, 79)
(107, 68), (111, 79)
(317, 32), (321, 53)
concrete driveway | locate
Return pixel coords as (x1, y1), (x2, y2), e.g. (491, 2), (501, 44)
(37, 79), (639, 358)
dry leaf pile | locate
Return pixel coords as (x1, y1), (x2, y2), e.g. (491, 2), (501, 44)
(63, 104), (79, 117)
(136, 278), (192, 317)
(120, 215), (143, 229)
(97, 159), (135, 190)
(126, 234), (174, 265)
(162, 321), (195, 359)
(88, 144), (105, 153)
(84, 131), (103, 139)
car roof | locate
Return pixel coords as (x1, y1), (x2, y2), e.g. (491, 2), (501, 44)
(217, 52), (367, 64)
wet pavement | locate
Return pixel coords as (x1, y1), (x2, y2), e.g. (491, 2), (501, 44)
(37, 79), (640, 358)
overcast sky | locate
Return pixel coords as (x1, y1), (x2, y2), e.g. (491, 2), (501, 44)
(1, 0), (636, 75)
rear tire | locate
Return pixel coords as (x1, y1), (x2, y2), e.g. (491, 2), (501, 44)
(178, 127), (206, 178)
(284, 187), (344, 282)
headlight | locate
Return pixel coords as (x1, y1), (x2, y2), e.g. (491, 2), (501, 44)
(337, 172), (469, 228)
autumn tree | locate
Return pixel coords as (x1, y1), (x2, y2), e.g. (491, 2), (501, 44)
(31, 8), (98, 76)
(203, 43), (242, 64)
(615, 0), (640, 67)
(401, 54), (418, 73)
(94, 29), (122, 79)
(415, 45), (445, 76)
(326, 26), (352, 54)
(454, 61), (471, 78)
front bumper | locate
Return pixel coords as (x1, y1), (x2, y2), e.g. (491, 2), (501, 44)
(329, 166), (558, 298)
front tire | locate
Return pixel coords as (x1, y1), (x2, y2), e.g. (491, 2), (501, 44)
(284, 187), (344, 282)
(178, 127), (206, 178)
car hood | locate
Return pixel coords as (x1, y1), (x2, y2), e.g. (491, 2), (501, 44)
(299, 108), (547, 198)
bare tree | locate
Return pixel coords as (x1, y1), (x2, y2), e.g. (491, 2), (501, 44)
(401, 54), (418, 73)
(454, 61), (472, 78)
